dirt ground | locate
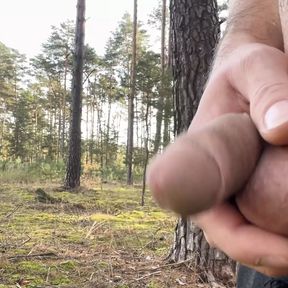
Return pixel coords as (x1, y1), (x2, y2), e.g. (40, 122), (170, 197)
(0, 182), (234, 288)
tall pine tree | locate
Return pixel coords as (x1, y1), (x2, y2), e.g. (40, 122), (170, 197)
(65, 0), (86, 189)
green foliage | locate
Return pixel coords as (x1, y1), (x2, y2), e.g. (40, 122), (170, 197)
(0, 160), (65, 183)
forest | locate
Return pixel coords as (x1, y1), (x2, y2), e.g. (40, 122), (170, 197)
(0, 0), (231, 287)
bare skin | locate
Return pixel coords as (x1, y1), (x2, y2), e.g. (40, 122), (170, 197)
(148, 0), (288, 277)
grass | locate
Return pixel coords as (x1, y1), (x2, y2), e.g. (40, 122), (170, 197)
(0, 181), (214, 288)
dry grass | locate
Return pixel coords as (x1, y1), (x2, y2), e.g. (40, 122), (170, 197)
(0, 181), (231, 288)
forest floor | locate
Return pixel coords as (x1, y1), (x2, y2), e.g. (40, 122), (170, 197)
(0, 181), (232, 288)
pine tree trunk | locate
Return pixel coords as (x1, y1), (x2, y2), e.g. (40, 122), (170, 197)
(127, 0), (137, 185)
(163, 95), (171, 147)
(85, 99), (89, 165)
(105, 99), (112, 167)
(169, 0), (234, 281)
(141, 93), (150, 206)
(65, 0), (85, 189)
(161, 0), (170, 149)
(61, 54), (69, 159)
(90, 98), (95, 164)
(57, 106), (61, 160)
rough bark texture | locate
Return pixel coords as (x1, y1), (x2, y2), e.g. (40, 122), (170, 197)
(169, 0), (234, 282)
(171, 0), (219, 134)
(126, 0), (137, 185)
(65, 0), (85, 189)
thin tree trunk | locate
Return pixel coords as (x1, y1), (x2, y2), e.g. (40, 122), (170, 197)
(48, 92), (53, 160)
(161, 0), (171, 148)
(61, 54), (69, 159)
(90, 99), (95, 164)
(57, 105), (62, 161)
(141, 94), (150, 206)
(135, 96), (139, 148)
(65, 0), (86, 189)
(153, 101), (163, 154)
(154, 0), (168, 154)
(163, 96), (171, 147)
(127, 0), (137, 185)
(106, 98), (112, 167)
(86, 99), (89, 164)
(96, 99), (104, 179)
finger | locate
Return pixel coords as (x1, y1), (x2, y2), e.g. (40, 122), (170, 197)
(147, 113), (261, 215)
(226, 44), (288, 145)
(194, 203), (288, 274)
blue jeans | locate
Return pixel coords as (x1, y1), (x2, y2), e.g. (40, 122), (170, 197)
(237, 265), (288, 287)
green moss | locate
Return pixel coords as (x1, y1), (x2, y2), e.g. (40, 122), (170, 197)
(146, 281), (161, 288)
(58, 260), (77, 271)
(0, 182), (177, 287)
(1, 261), (47, 285)
(96, 261), (109, 269)
(90, 213), (115, 222)
(50, 275), (72, 285)
(18, 261), (46, 273)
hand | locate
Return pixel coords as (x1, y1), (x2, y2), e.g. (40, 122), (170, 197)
(148, 43), (288, 276)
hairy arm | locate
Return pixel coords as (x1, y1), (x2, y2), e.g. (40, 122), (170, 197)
(214, 0), (283, 68)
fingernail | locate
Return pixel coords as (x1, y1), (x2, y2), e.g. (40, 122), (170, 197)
(265, 100), (288, 130)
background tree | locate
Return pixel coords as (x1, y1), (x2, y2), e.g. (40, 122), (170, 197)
(65, 0), (86, 189)
(31, 21), (74, 161)
(0, 1), (229, 189)
(168, 0), (234, 282)
(137, 50), (161, 204)
(126, 0), (137, 185)
(149, 0), (173, 153)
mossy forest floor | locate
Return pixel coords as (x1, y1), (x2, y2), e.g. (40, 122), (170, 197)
(0, 181), (213, 288)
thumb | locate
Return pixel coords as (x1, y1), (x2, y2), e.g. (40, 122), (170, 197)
(228, 44), (288, 145)
(147, 113), (261, 216)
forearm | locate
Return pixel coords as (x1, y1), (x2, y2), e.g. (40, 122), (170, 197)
(214, 0), (283, 67)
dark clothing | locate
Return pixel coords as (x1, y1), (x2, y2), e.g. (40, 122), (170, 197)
(237, 265), (288, 288)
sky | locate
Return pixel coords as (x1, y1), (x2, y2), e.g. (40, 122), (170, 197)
(0, 0), (158, 58)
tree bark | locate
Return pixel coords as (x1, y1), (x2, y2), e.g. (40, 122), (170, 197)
(126, 0), (137, 185)
(65, 0), (85, 189)
(169, 0), (234, 281)
(171, 0), (219, 134)
(141, 93), (150, 206)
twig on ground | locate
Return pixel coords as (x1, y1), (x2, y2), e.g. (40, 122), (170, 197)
(46, 267), (51, 283)
(135, 271), (161, 281)
(18, 236), (31, 247)
(89, 272), (95, 281)
(0, 235), (31, 251)
(136, 258), (195, 273)
(8, 252), (59, 261)
(2, 204), (22, 221)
